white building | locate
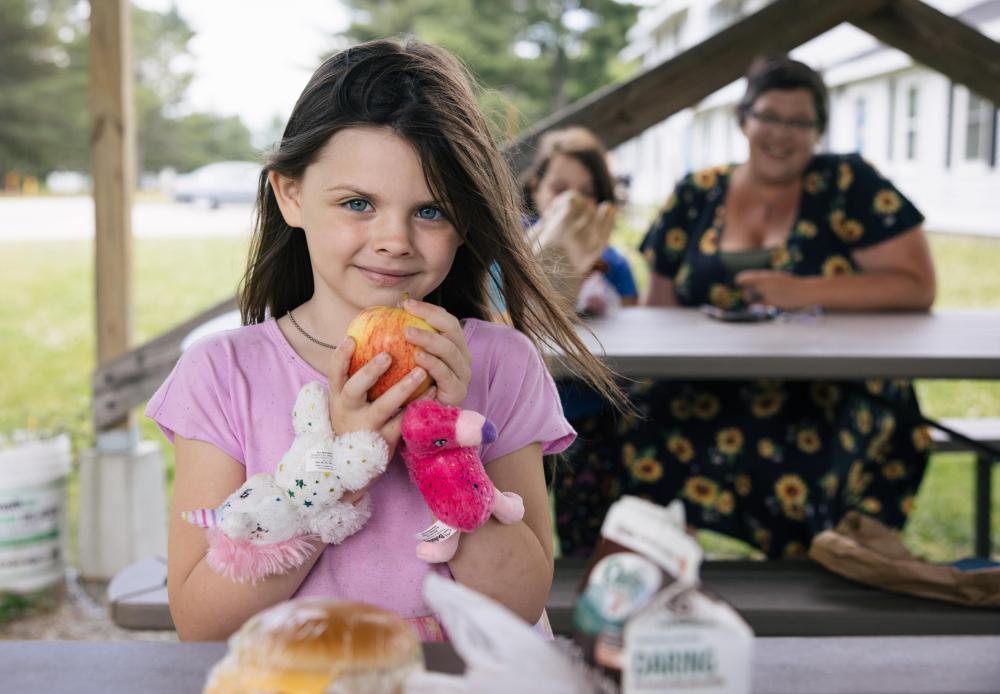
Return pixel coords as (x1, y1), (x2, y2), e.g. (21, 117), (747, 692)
(614, 0), (1000, 236)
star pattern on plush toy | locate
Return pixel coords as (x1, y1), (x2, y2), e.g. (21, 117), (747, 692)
(183, 381), (390, 583)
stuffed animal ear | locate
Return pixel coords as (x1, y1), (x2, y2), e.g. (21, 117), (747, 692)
(292, 381), (332, 435)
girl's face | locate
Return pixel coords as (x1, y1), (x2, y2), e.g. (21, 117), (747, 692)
(741, 88), (821, 185)
(271, 127), (462, 316)
(531, 152), (596, 214)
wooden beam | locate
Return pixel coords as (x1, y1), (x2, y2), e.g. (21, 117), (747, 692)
(92, 296), (239, 429)
(853, 0), (1000, 104)
(505, 0), (891, 173)
(89, 0), (136, 431)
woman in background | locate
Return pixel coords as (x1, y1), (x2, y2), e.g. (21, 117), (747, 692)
(554, 55), (936, 559)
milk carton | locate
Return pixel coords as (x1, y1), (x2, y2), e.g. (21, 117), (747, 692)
(573, 496), (753, 693)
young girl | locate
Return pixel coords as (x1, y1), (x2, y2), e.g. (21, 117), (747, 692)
(146, 38), (621, 641)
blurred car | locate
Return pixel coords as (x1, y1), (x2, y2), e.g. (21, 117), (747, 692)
(173, 161), (261, 207)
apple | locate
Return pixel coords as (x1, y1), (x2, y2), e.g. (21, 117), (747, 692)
(346, 305), (436, 402)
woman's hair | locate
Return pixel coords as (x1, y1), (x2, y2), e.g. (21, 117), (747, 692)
(520, 126), (617, 216)
(240, 37), (627, 411)
(736, 54), (829, 134)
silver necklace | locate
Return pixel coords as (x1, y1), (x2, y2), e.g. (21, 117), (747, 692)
(287, 309), (336, 349)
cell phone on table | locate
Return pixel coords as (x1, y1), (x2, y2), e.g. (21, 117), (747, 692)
(700, 304), (778, 322)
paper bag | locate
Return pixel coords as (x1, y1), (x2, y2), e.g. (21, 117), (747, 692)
(808, 511), (1000, 608)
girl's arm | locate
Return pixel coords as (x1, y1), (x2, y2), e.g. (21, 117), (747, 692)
(735, 226), (936, 311)
(446, 443), (553, 624)
(167, 435), (324, 641)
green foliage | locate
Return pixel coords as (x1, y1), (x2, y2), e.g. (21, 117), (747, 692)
(340, 0), (641, 134)
(131, 6), (256, 172)
(0, 589), (58, 625)
(0, 0), (89, 176)
(1, 1), (255, 180)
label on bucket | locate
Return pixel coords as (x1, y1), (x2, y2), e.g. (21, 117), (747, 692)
(0, 478), (67, 592)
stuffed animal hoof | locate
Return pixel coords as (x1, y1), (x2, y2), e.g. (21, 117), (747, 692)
(492, 490), (525, 524)
(416, 533), (460, 563)
(312, 495), (373, 544)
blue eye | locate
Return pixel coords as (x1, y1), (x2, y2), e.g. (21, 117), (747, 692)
(346, 199), (371, 212)
(417, 206), (444, 221)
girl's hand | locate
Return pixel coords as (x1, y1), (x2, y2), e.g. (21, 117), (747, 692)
(734, 270), (813, 310)
(327, 336), (434, 459)
(401, 298), (472, 407)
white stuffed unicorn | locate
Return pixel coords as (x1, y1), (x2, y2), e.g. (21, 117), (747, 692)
(183, 381), (389, 583)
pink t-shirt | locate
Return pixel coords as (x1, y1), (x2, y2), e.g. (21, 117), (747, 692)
(146, 317), (574, 620)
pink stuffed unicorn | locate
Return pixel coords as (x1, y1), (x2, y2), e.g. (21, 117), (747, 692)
(400, 399), (525, 563)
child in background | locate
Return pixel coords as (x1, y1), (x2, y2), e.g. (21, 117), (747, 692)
(521, 127), (639, 426)
(146, 38), (622, 641)
(522, 126), (638, 316)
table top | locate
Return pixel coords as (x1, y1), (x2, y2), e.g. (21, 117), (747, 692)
(550, 308), (1000, 379)
(3, 637), (999, 694)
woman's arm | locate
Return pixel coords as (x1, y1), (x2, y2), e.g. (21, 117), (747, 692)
(735, 226), (936, 311)
(447, 443), (553, 624)
(642, 272), (680, 307)
(167, 435), (324, 641)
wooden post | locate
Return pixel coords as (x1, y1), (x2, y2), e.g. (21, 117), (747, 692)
(81, 0), (166, 582)
(89, 0), (135, 436)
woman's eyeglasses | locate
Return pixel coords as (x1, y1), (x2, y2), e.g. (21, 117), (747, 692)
(748, 110), (818, 132)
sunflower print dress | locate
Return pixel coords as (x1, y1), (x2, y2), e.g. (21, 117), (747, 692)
(554, 153), (932, 559)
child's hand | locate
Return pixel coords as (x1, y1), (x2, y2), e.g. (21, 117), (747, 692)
(530, 190), (616, 276)
(326, 336), (434, 459)
(400, 298), (472, 407)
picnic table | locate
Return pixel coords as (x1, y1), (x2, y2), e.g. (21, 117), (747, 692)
(3, 637), (999, 693)
(548, 306), (1000, 555)
(551, 307), (1000, 379)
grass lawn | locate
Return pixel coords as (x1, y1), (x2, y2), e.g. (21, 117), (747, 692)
(1, 227), (998, 564)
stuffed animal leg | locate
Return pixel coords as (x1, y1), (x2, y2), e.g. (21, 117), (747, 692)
(401, 399), (524, 563)
(273, 381), (390, 545)
(184, 381), (389, 583)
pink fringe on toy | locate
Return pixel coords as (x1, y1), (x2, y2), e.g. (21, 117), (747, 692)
(206, 529), (315, 584)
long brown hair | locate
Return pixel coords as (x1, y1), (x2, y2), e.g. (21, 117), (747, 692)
(239, 37), (627, 412)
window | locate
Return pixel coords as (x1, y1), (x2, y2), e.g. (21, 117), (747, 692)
(965, 93), (994, 162)
(905, 87), (919, 161)
(854, 97), (866, 154)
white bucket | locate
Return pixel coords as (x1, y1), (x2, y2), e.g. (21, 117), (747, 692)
(0, 435), (72, 593)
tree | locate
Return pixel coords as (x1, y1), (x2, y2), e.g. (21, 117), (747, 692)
(0, 0), (88, 179)
(131, 4), (255, 172)
(341, 0), (640, 136)
(0, 0), (255, 182)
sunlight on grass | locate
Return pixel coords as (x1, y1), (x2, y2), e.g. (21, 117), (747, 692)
(2, 236), (248, 562)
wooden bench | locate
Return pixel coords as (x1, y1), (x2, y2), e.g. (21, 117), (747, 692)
(547, 557), (1000, 637)
(930, 417), (1000, 558)
(109, 555), (1000, 636)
